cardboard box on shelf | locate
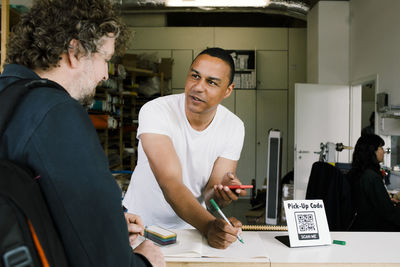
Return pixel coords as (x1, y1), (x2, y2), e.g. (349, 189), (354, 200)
(122, 54), (137, 69)
(158, 58), (173, 79)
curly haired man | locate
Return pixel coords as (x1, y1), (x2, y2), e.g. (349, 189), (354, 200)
(0, 0), (164, 266)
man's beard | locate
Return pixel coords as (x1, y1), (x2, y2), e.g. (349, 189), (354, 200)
(75, 79), (97, 109)
(79, 93), (96, 110)
(76, 66), (97, 109)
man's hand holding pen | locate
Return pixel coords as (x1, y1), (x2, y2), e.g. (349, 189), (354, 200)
(208, 171), (247, 250)
(206, 216), (243, 249)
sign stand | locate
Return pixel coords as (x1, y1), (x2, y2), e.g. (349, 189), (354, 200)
(277, 199), (331, 247)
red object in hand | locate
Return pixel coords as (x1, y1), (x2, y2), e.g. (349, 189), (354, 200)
(227, 185), (253, 189)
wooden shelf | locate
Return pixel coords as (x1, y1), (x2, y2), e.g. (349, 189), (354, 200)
(125, 66), (158, 76)
(90, 58), (167, 172)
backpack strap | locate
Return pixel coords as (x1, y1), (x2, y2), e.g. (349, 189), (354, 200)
(0, 79), (65, 136)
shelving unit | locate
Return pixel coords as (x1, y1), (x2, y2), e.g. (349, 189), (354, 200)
(1, 3), (23, 71)
(90, 61), (165, 171)
(124, 66), (164, 170)
(90, 79), (126, 170)
(228, 50), (256, 89)
(125, 66), (165, 97)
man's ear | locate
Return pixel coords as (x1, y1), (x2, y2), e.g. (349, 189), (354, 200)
(223, 83), (234, 99)
(67, 39), (81, 68)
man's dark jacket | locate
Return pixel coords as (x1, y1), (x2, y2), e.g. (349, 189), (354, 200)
(0, 64), (150, 266)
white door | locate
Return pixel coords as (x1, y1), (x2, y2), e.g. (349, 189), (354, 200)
(294, 83), (357, 200)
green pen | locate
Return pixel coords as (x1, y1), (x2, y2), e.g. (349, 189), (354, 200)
(333, 240), (346, 245)
(210, 198), (244, 244)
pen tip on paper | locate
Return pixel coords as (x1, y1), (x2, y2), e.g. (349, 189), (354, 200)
(239, 238), (244, 244)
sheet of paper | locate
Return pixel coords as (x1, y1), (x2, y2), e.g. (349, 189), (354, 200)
(161, 229), (202, 257)
(161, 229), (268, 259)
(201, 232), (268, 259)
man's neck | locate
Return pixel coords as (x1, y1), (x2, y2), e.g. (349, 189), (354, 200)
(34, 69), (61, 86)
(185, 108), (216, 131)
(34, 60), (73, 96)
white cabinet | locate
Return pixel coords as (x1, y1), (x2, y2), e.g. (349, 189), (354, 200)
(221, 91), (235, 113)
(257, 50), (288, 90)
(235, 90), (256, 185)
(256, 90), (288, 187)
(129, 27), (213, 50)
(214, 27), (288, 50)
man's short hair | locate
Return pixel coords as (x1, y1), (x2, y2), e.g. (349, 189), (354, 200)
(5, 0), (129, 70)
(195, 47), (235, 85)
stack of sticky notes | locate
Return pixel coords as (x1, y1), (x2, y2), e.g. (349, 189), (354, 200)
(144, 225), (177, 246)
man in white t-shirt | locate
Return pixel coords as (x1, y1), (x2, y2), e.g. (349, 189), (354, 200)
(123, 47), (246, 249)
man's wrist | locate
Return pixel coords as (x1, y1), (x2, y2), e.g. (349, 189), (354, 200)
(202, 218), (216, 238)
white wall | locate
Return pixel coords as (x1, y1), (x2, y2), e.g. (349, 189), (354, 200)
(307, 1), (350, 85)
(350, 0), (400, 107)
(307, 3), (319, 84)
(122, 14), (166, 27)
(349, 0), (400, 179)
(289, 28), (307, 172)
(306, 1), (363, 155)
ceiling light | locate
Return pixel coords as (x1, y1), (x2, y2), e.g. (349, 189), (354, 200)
(166, 0), (270, 7)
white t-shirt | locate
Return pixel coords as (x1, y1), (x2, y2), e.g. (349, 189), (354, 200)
(123, 93), (244, 229)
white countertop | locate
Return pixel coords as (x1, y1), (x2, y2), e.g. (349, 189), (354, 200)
(259, 231), (400, 264)
(165, 231), (400, 266)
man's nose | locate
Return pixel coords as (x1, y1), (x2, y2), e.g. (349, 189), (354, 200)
(193, 79), (206, 91)
(103, 68), (109, 81)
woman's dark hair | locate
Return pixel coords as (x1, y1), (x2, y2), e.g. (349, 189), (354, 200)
(5, 0), (129, 70)
(350, 134), (385, 178)
(194, 47), (235, 85)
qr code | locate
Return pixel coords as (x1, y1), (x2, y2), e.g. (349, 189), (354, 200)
(295, 211), (317, 233)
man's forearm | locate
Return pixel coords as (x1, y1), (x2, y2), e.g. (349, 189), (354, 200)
(161, 182), (215, 235)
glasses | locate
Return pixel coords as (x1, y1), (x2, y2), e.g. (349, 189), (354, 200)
(378, 147), (391, 154)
